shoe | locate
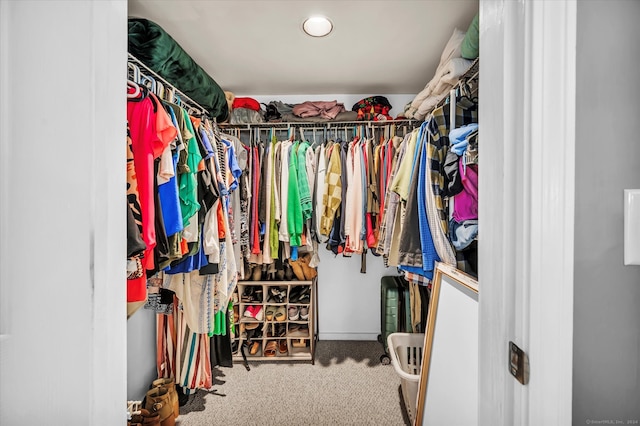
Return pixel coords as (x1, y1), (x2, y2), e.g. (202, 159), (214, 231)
(292, 339), (307, 348)
(288, 306), (299, 321)
(265, 305), (276, 321)
(249, 341), (261, 355)
(287, 324), (301, 335)
(244, 305), (264, 321)
(243, 305), (256, 319)
(296, 287), (311, 304)
(288, 324), (308, 337)
(253, 287), (263, 302)
(288, 286), (302, 303)
(275, 258), (285, 280)
(299, 254), (317, 280)
(251, 265), (263, 281)
(130, 408), (160, 426)
(241, 286), (262, 302)
(233, 306), (239, 323)
(274, 306), (286, 322)
(241, 287), (254, 302)
(288, 258), (306, 281)
(299, 306), (309, 320)
(268, 287), (286, 303)
(151, 378), (179, 419)
(264, 340), (278, 357)
(283, 260), (294, 280)
(245, 322), (260, 331)
(278, 339), (288, 354)
(253, 306), (263, 321)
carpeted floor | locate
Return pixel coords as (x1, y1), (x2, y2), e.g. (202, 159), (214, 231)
(176, 340), (411, 426)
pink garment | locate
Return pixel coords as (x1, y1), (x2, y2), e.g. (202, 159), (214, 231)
(452, 160), (478, 222)
(292, 100), (346, 120)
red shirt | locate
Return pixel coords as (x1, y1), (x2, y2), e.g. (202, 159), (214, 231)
(126, 91), (177, 302)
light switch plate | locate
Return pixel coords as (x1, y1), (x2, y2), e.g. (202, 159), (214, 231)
(624, 189), (640, 265)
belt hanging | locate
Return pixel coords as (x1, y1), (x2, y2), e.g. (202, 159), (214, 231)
(360, 249), (367, 274)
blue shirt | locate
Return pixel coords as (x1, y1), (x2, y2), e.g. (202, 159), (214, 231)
(157, 106), (184, 236)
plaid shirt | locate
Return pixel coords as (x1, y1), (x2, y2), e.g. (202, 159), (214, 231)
(403, 271), (430, 286)
(427, 101), (478, 272)
(320, 143), (343, 236)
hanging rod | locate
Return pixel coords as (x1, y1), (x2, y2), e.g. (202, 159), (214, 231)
(218, 118), (422, 129)
(127, 53), (210, 117)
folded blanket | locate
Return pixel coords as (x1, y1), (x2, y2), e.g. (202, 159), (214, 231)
(281, 111), (358, 123)
(406, 28), (469, 119)
(292, 100), (346, 120)
(411, 57), (473, 120)
(128, 18), (229, 122)
(229, 108), (264, 124)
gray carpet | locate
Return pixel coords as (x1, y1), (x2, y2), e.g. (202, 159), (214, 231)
(176, 340), (411, 426)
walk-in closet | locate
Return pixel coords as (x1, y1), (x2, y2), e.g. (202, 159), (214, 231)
(2, 1), (639, 425)
(123, 2), (481, 423)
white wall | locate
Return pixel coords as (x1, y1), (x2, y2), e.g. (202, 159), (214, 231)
(0, 1), (127, 424)
(128, 309), (157, 400)
(317, 249), (400, 340)
(573, 1), (640, 422)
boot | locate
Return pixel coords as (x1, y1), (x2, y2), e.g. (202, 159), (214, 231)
(283, 260), (294, 280)
(299, 254), (317, 280)
(130, 408), (160, 426)
(144, 387), (175, 426)
(152, 378), (179, 419)
(288, 258), (306, 281)
(275, 257), (285, 281)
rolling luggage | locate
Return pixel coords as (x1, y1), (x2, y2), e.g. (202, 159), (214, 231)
(378, 275), (412, 364)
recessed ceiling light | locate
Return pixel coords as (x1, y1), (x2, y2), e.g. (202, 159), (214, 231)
(302, 16), (333, 38)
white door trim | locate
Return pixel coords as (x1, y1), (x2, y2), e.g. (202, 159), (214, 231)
(479, 1), (576, 425)
(526, 1), (576, 424)
(89, 1), (128, 423)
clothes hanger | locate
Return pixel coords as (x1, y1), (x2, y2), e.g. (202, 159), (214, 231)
(127, 80), (141, 99)
(155, 80), (165, 99)
(127, 63), (141, 84)
(139, 74), (157, 96)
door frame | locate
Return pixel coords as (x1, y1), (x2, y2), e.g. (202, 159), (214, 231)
(478, 1), (576, 425)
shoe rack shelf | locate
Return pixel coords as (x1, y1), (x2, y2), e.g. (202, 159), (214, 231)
(232, 279), (317, 364)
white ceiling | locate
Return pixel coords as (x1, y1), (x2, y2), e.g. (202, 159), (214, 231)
(128, 0), (478, 97)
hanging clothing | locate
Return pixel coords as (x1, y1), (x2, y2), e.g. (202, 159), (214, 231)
(278, 140), (292, 243)
(314, 144), (328, 243)
(127, 89), (177, 302)
(287, 142), (303, 251)
(319, 142), (342, 237)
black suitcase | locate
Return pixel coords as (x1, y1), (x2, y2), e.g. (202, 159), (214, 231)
(378, 275), (412, 364)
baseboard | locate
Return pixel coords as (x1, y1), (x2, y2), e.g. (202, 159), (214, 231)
(318, 332), (379, 341)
